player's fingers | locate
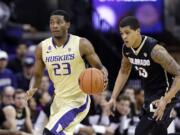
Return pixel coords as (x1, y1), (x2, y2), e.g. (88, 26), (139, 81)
(155, 109), (163, 121)
(153, 108), (159, 119)
(155, 111), (160, 121)
(153, 111), (157, 119)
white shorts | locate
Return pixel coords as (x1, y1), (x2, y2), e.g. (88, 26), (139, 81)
(45, 95), (90, 135)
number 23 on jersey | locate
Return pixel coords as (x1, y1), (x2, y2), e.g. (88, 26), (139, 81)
(52, 63), (71, 76)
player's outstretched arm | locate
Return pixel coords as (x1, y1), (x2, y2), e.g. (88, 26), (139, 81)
(104, 55), (132, 116)
(27, 43), (45, 100)
(151, 45), (180, 103)
(111, 55), (132, 100)
(151, 45), (180, 120)
(109, 55), (132, 111)
(79, 38), (108, 87)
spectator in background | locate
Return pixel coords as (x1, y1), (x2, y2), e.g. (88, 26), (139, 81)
(123, 87), (136, 116)
(127, 89), (144, 135)
(0, 86), (16, 129)
(14, 90), (33, 134)
(0, 129), (25, 135)
(0, 50), (16, 90)
(33, 75), (54, 96)
(134, 89), (144, 115)
(28, 97), (39, 126)
(36, 91), (52, 111)
(27, 45), (36, 56)
(8, 42), (28, 73)
(75, 93), (109, 135)
(1, 86), (15, 105)
(39, 75), (50, 93)
(107, 95), (131, 135)
(32, 91), (52, 135)
(33, 102), (51, 135)
(15, 56), (34, 91)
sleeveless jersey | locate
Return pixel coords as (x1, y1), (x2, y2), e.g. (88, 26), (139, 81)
(41, 34), (86, 100)
(123, 36), (173, 103)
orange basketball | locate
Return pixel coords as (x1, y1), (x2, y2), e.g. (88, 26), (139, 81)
(79, 68), (104, 95)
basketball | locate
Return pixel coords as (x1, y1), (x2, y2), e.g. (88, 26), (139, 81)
(79, 68), (104, 95)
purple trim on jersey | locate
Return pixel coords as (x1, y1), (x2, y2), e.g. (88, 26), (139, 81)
(62, 34), (70, 48)
(52, 38), (56, 49)
(51, 34), (70, 49)
(58, 131), (65, 135)
(51, 96), (89, 135)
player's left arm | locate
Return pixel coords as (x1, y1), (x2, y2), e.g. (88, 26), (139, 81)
(79, 38), (108, 86)
(25, 107), (33, 133)
(151, 44), (180, 120)
(151, 45), (180, 103)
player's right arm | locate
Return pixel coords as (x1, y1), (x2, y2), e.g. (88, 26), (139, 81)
(111, 55), (132, 100)
(108, 55), (132, 114)
(26, 43), (45, 100)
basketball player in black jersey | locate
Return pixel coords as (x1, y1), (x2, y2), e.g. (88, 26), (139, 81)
(106, 16), (180, 135)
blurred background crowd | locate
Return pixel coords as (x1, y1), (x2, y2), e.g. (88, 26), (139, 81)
(0, 0), (180, 134)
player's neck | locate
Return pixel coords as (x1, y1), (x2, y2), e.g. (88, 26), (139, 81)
(53, 33), (69, 47)
(132, 35), (142, 49)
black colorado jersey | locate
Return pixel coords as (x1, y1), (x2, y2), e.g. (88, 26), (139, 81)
(123, 36), (173, 103)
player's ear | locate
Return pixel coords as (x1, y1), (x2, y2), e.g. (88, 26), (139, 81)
(136, 28), (140, 33)
(66, 22), (70, 29)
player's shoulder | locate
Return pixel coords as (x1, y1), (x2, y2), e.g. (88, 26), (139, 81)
(70, 34), (80, 38)
(145, 35), (159, 45)
(40, 37), (52, 46)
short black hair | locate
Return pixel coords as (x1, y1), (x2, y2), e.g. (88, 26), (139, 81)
(51, 10), (70, 22)
(119, 16), (140, 30)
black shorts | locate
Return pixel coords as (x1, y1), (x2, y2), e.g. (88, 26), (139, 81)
(135, 102), (175, 135)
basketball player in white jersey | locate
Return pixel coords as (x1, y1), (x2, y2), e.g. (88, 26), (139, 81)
(26, 10), (108, 135)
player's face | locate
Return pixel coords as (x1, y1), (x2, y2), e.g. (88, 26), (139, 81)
(50, 15), (70, 38)
(119, 26), (139, 48)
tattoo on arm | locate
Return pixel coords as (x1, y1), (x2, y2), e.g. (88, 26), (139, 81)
(121, 56), (132, 74)
(151, 45), (180, 76)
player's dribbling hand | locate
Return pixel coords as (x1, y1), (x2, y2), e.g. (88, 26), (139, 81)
(26, 88), (38, 101)
(153, 97), (167, 121)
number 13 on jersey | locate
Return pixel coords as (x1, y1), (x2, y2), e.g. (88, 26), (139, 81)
(135, 66), (148, 78)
